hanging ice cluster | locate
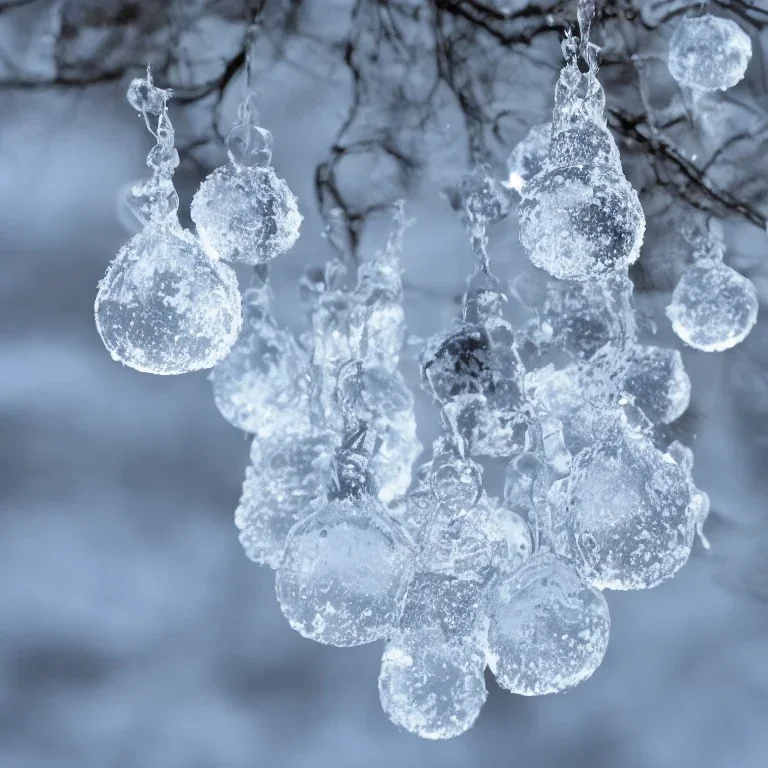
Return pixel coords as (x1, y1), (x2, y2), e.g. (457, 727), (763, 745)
(668, 13), (752, 94)
(93, 1), (759, 742)
(95, 69), (242, 375)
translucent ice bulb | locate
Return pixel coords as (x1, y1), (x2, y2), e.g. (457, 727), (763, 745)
(553, 414), (694, 590)
(487, 552), (610, 696)
(191, 164), (302, 265)
(507, 122), (551, 191)
(235, 430), (336, 568)
(95, 225), (242, 375)
(668, 14), (752, 93)
(211, 289), (313, 438)
(276, 497), (414, 646)
(622, 345), (691, 424)
(666, 259), (758, 352)
(379, 638), (487, 740)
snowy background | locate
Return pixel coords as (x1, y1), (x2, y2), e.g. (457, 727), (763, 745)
(2, 2), (768, 767)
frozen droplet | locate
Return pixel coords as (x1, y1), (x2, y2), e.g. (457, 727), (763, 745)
(487, 552), (610, 695)
(519, 159), (645, 282)
(623, 345), (691, 424)
(211, 285), (312, 437)
(553, 413), (693, 590)
(276, 496), (414, 646)
(668, 14), (752, 93)
(95, 224), (241, 375)
(126, 75), (169, 115)
(666, 259), (758, 352)
(226, 122), (274, 168)
(235, 431), (336, 568)
(379, 638), (487, 739)
(483, 496), (533, 573)
(191, 164), (302, 265)
(429, 449), (484, 512)
(667, 440), (711, 549)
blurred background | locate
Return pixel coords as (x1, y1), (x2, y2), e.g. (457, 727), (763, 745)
(1, 1), (768, 766)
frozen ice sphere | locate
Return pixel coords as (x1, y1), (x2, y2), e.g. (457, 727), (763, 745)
(623, 345), (691, 424)
(235, 431), (336, 568)
(276, 496), (414, 646)
(487, 552), (610, 695)
(483, 497), (533, 574)
(666, 259), (758, 352)
(549, 122), (621, 170)
(379, 638), (487, 739)
(519, 162), (645, 282)
(191, 164), (302, 265)
(211, 291), (313, 437)
(554, 415), (694, 590)
(95, 225), (241, 375)
(668, 14), (752, 93)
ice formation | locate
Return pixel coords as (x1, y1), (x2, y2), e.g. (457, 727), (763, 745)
(95, 69), (242, 375)
(190, 33), (302, 264)
(668, 13), (752, 93)
(517, 40), (645, 281)
(97, 0), (759, 741)
(667, 254), (758, 352)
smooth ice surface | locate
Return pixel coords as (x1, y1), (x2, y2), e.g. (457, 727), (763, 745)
(668, 14), (752, 93)
(667, 259), (758, 352)
(623, 345), (691, 424)
(487, 552), (610, 696)
(95, 225), (242, 375)
(379, 639), (487, 740)
(211, 288), (313, 437)
(553, 415), (694, 591)
(191, 164), (302, 265)
(235, 430), (336, 568)
(276, 497), (414, 646)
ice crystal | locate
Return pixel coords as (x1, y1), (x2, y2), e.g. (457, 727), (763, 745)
(668, 14), (752, 93)
(487, 552), (610, 696)
(507, 122), (551, 191)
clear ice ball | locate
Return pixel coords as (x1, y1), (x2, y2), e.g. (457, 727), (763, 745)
(276, 497), (414, 646)
(623, 345), (691, 424)
(211, 294), (313, 438)
(554, 415), (694, 590)
(235, 431), (336, 569)
(668, 14), (752, 93)
(487, 552), (610, 696)
(95, 225), (241, 375)
(519, 161), (645, 282)
(191, 164), (302, 265)
(666, 259), (758, 352)
(379, 638), (487, 740)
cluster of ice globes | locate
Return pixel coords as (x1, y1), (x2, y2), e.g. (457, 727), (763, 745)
(92, 5), (758, 743)
(95, 67), (302, 375)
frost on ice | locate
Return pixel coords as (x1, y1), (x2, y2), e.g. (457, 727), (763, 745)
(668, 14), (752, 93)
(95, 70), (241, 375)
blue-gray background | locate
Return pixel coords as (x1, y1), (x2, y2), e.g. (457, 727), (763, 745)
(2, 3), (768, 767)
